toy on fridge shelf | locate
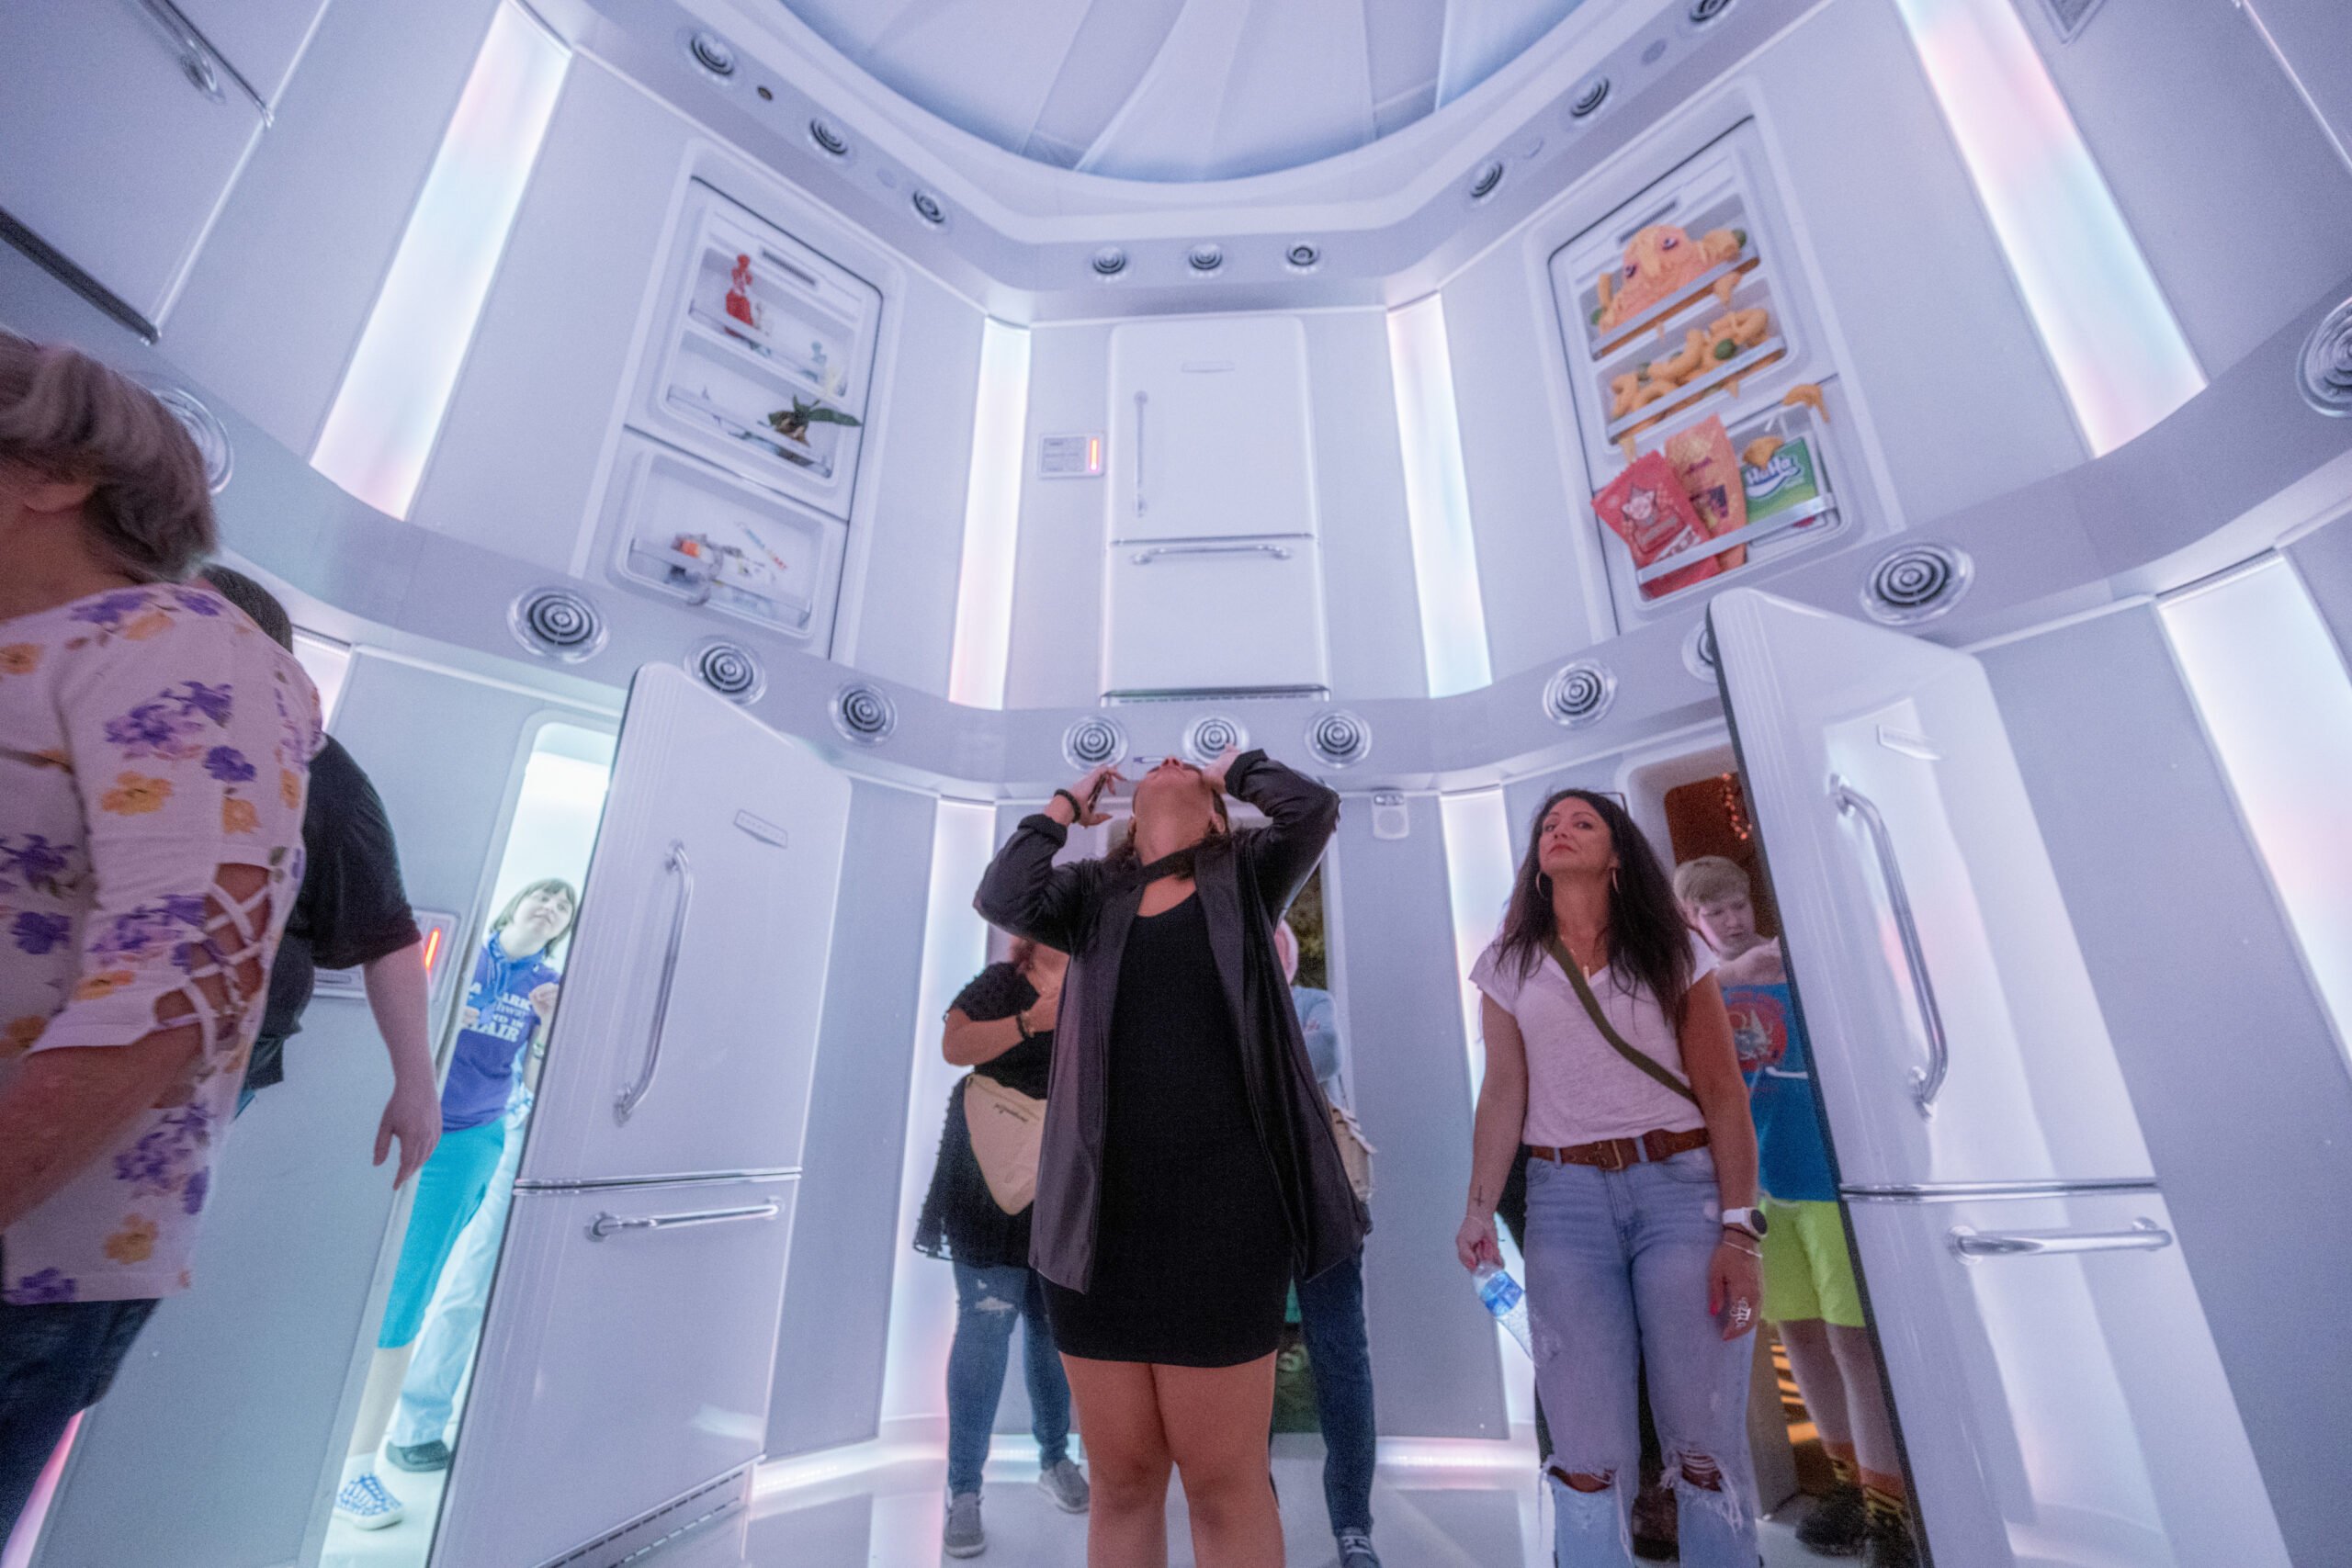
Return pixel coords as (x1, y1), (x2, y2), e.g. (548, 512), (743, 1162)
(1594, 224), (1747, 332)
(1596, 451), (1720, 599)
(725, 254), (759, 331)
(1741, 436), (1825, 529)
(1666, 416), (1748, 571)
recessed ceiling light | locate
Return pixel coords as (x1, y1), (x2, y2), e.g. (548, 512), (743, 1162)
(808, 118), (850, 158)
(1285, 242), (1320, 271)
(686, 30), (736, 80)
(1569, 75), (1611, 118)
(1091, 246), (1129, 277)
(1468, 161), (1505, 200)
(1187, 243), (1224, 274)
(910, 189), (946, 226)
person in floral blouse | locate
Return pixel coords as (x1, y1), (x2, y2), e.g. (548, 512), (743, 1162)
(0, 335), (317, 1534)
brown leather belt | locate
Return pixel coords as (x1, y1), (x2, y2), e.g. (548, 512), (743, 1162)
(1526, 1126), (1710, 1173)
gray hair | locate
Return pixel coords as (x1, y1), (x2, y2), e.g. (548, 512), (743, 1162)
(0, 333), (215, 581)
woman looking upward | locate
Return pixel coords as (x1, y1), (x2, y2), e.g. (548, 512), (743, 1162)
(976, 750), (1363, 1568)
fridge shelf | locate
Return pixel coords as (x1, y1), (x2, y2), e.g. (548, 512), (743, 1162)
(681, 305), (851, 406)
(1590, 250), (1759, 358)
(1629, 493), (1835, 585)
(664, 385), (836, 481)
(601, 433), (843, 640)
(1604, 335), (1789, 443)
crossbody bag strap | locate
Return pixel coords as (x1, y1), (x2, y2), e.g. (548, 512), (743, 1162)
(1545, 936), (1700, 1104)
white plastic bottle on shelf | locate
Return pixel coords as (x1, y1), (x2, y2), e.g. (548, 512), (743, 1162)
(1474, 1261), (1532, 1359)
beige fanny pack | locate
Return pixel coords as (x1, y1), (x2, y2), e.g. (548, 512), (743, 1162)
(964, 1074), (1046, 1214)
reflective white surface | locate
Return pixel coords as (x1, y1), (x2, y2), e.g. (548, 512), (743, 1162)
(1713, 589), (2154, 1189)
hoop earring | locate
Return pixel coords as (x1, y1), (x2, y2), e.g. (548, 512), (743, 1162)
(1537, 872), (1553, 895)
(1610, 866), (1620, 895)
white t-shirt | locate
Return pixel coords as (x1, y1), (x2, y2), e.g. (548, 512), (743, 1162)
(1470, 933), (1717, 1148)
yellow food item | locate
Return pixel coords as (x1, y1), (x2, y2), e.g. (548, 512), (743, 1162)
(1699, 228), (1742, 267)
(1783, 382), (1828, 422)
(1619, 433), (1641, 463)
(1596, 271), (1615, 315)
(1724, 308), (1770, 347)
(1713, 274), (1739, 309)
(1611, 371), (1642, 420)
(1657, 327), (1709, 384)
(1631, 381), (1673, 410)
(1743, 435), (1784, 468)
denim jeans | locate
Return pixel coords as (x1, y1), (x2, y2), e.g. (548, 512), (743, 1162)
(0, 1294), (159, 1537)
(1296, 1251), (1375, 1535)
(388, 1097), (529, 1450)
(1521, 1149), (1758, 1568)
(946, 1262), (1070, 1497)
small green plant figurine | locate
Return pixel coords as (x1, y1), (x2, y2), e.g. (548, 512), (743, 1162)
(766, 396), (863, 442)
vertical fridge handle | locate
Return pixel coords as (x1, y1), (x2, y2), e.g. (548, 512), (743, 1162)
(1830, 776), (1950, 1116)
(1133, 391), (1148, 518)
(615, 840), (693, 1123)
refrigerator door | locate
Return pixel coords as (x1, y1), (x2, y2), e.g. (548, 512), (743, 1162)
(517, 665), (851, 1186)
(431, 1176), (797, 1568)
(1711, 589), (2152, 1189)
(1109, 315), (1319, 545)
(1849, 1191), (2288, 1568)
(1102, 534), (1331, 698)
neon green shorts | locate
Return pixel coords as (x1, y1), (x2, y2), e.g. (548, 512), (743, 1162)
(1760, 1196), (1863, 1328)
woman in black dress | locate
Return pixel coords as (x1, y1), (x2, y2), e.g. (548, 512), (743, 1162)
(976, 750), (1365, 1568)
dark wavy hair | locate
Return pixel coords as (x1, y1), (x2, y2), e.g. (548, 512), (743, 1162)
(1493, 788), (1695, 1024)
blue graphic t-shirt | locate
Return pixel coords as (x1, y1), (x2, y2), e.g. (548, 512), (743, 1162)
(1724, 979), (1837, 1202)
(442, 933), (561, 1132)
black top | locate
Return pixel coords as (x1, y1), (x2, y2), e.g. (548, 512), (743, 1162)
(1042, 892), (1291, 1366)
(247, 736), (422, 1090)
(913, 963), (1055, 1269)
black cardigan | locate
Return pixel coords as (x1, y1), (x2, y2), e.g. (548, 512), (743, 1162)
(974, 750), (1368, 1292)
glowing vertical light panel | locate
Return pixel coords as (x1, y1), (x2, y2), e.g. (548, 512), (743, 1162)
(311, 2), (568, 517)
(2160, 558), (2352, 1067)
(881, 799), (997, 1427)
(1389, 296), (1494, 697)
(948, 321), (1033, 708)
(1892, 0), (2202, 455)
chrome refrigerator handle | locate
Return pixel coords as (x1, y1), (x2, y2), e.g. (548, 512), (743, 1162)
(131, 0), (275, 124)
(1951, 1218), (2172, 1258)
(615, 840), (693, 1123)
(1133, 391), (1148, 517)
(588, 1198), (780, 1240)
(1130, 542), (1294, 565)
(1830, 775), (1950, 1116)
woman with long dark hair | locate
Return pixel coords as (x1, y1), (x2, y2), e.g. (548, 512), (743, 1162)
(977, 750), (1362, 1568)
(1454, 790), (1761, 1568)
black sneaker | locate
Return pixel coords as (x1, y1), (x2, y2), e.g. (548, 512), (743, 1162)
(1863, 1508), (1918, 1568)
(1631, 1480), (1679, 1561)
(1795, 1483), (1868, 1557)
(383, 1439), (451, 1473)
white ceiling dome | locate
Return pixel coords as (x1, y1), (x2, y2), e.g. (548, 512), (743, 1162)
(773, 0), (1593, 183)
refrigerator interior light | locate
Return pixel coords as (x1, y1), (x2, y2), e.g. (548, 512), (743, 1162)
(1389, 296), (1495, 697)
(311, 2), (570, 518)
(881, 799), (998, 1428)
(947, 321), (1034, 708)
(1892, 0), (2203, 456)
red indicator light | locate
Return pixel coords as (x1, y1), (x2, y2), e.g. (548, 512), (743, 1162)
(420, 926), (443, 973)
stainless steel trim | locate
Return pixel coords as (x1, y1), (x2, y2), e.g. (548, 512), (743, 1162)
(1842, 1179), (2156, 1202)
(1134, 391), (1147, 516)
(1830, 775), (1950, 1116)
(132, 0), (274, 124)
(616, 840), (692, 1123)
(515, 1168), (797, 1193)
(587, 1198), (781, 1240)
(1951, 1218), (2172, 1258)
(1131, 541), (1295, 565)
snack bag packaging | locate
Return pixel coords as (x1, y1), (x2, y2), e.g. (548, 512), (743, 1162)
(1742, 437), (1823, 526)
(1666, 416), (1748, 571)
(1596, 451), (1718, 599)
(1598, 225), (1714, 331)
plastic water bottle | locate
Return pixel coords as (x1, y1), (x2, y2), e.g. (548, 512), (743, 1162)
(1474, 1261), (1533, 1359)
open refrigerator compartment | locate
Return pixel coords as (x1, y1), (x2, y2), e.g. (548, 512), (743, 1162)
(640, 181), (881, 523)
(1594, 267), (1790, 448)
(604, 434), (843, 640)
(1596, 393), (1848, 607)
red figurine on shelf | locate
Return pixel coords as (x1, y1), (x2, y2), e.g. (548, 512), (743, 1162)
(725, 253), (757, 328)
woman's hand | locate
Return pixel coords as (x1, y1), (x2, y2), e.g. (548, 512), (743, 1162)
(1201, 747), (1239, 796)
(1023, 983), (1061, 1034)
(1456, 1211), (1502, 1272)
(528, 981), (560, 1027)
(1708, 1235), (1764, 1340)
(1054, 764), (1121, 827)
(375, 1073), (442, 1189)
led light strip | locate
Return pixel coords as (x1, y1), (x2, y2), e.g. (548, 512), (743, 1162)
(1389, 296), (1495, 697)
(947, 321), (1034, 707)
(311, 2), (570, 517)
(879, 800), (997, 1427)
(1892, 0), (2203, 455)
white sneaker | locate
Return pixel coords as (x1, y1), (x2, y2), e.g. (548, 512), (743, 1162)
(335, 1471), (405, 1530)
(1038, 1459), (1091, 1514)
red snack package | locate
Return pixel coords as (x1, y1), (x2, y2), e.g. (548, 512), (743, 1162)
(1596, 451), (1717, 599)
(1666, 415), (1748, 572)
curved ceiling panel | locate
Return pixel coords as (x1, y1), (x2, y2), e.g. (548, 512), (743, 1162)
(775, 0), (1590, 182)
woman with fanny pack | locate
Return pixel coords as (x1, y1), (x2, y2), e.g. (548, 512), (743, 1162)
(1454, 789), (1762, 1568)
(914, 935), (1090, 1558)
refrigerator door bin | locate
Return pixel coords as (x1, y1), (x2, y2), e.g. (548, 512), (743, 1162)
(603, 432), (841, 640)
(1610, 399), (1849, 601)
(1712, 589), (2154, 1190)
(432, 1175), (799, 1568)
(634, 180), (881, 522)
(1847, 1190), (2289, 1568)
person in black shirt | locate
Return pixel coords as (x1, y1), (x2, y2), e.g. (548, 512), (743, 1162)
(915, 936), (1089, 1558)
(200, 569), (437, 1188)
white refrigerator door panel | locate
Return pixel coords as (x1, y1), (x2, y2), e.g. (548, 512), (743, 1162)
(1711, 590), (2152, 1188)
(1110, 315), (1318, 544)
(431, 1176), (797, 1568)
(1102, 536), (1330, 696)
(1849, 1192), (2287, 1568)
(520, 665), (850, 1184)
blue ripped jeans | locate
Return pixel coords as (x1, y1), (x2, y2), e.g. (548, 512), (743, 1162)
(1521, 1149), (1758, 1568)
(946, 1262), (1070, 1497)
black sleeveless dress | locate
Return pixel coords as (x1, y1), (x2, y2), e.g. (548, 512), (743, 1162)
(1042, 893), (1292, 1367)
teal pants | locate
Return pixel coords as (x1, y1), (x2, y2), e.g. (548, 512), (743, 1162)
(379, 1120), (505, 1348)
